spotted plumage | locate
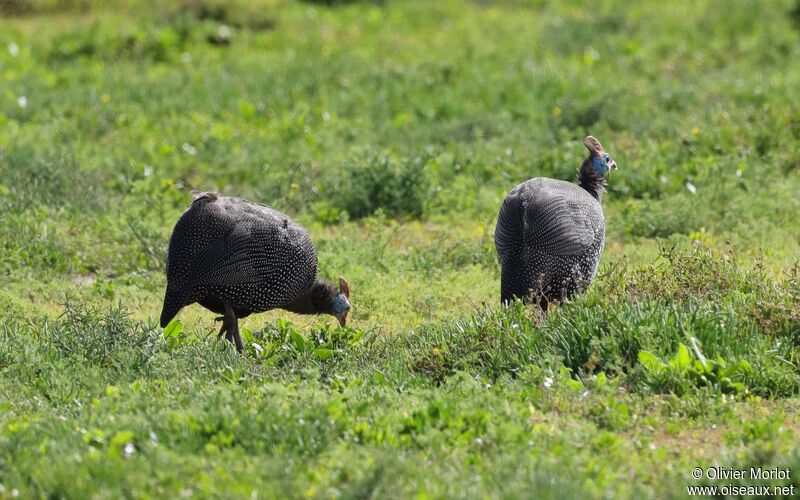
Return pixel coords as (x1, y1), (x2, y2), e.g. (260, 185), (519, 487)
(494, 136), (618, 310)
(160, 192), (351, 351)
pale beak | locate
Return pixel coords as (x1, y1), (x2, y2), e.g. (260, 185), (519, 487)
(607, 158), (618, 179)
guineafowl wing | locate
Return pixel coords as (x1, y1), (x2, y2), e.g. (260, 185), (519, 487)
(496, 179), (603, 258)
(188, 224), (279, 287)
(495, 193), (525, 260)
(523, 183), (602, 256)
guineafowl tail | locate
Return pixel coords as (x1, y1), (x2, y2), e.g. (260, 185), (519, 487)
(160, 285), (185, 328)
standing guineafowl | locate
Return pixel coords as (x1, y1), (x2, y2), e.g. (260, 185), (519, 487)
(160, 192), (351, 352)
(494, 136), (618, 310)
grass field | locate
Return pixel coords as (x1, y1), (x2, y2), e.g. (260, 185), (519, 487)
(1, 0), (800, 497)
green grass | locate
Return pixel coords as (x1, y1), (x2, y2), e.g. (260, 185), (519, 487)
(1, 0), (800, 497)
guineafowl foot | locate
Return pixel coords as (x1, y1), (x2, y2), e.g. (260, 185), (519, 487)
(217, 303), (243, 353)
(233, 331), (243, 352)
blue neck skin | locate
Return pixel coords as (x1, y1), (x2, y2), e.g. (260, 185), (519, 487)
(333, 294), (350, 313)
(592, 153), (610, 175)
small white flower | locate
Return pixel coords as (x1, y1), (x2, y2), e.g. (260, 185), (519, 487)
(123, 442), (136, 458)
(736, 169), (742, 178)
(8, 42), (19, 57)
(544, 376), (553, 388)
(182, 143), (197, 156)
(17, 96), (27, 108)
(686, 181), (696, 194)
(143, 165), (153, 177)
(660, 175), (668, 184)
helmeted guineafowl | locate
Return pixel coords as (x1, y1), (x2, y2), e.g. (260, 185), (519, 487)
(160, 192), (351, 352)
(494, 136), (618, 310)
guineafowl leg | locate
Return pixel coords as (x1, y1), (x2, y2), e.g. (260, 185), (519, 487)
(214, 315), (233, 342)
(216, 318), (230, 340)
(537, 295), (549, 313)
(223, 303), (244, 353)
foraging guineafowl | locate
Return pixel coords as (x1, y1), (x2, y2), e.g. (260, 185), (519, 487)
(494, 136), (618, 310)
(160, 192), (351, 352)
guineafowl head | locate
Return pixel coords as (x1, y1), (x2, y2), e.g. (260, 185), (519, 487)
(578, 135), (618, 201)
(331, 277), (351, 326)
(581, 135), (617, 178)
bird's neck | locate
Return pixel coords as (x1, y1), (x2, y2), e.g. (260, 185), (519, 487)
(282, 278), (335, 315)
(578, 157), (607, 202)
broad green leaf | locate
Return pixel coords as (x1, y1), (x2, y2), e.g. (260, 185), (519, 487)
(313, 348), (334, 360)
(163, 319), (183, 339)
(730, 360), (753, 375)
(617, 402), (629, 420)
(110, 431), (134, 447)
(567, 379), (583, 391)
(290, 331), (306, 351)
(241, 327), (254, 343)
(261, 355), (279, 366)
(670, 343), (691, 370)
(108, 431), (135, 459)
(637, 351), (664, 372)
(728, 382), (744, 393)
